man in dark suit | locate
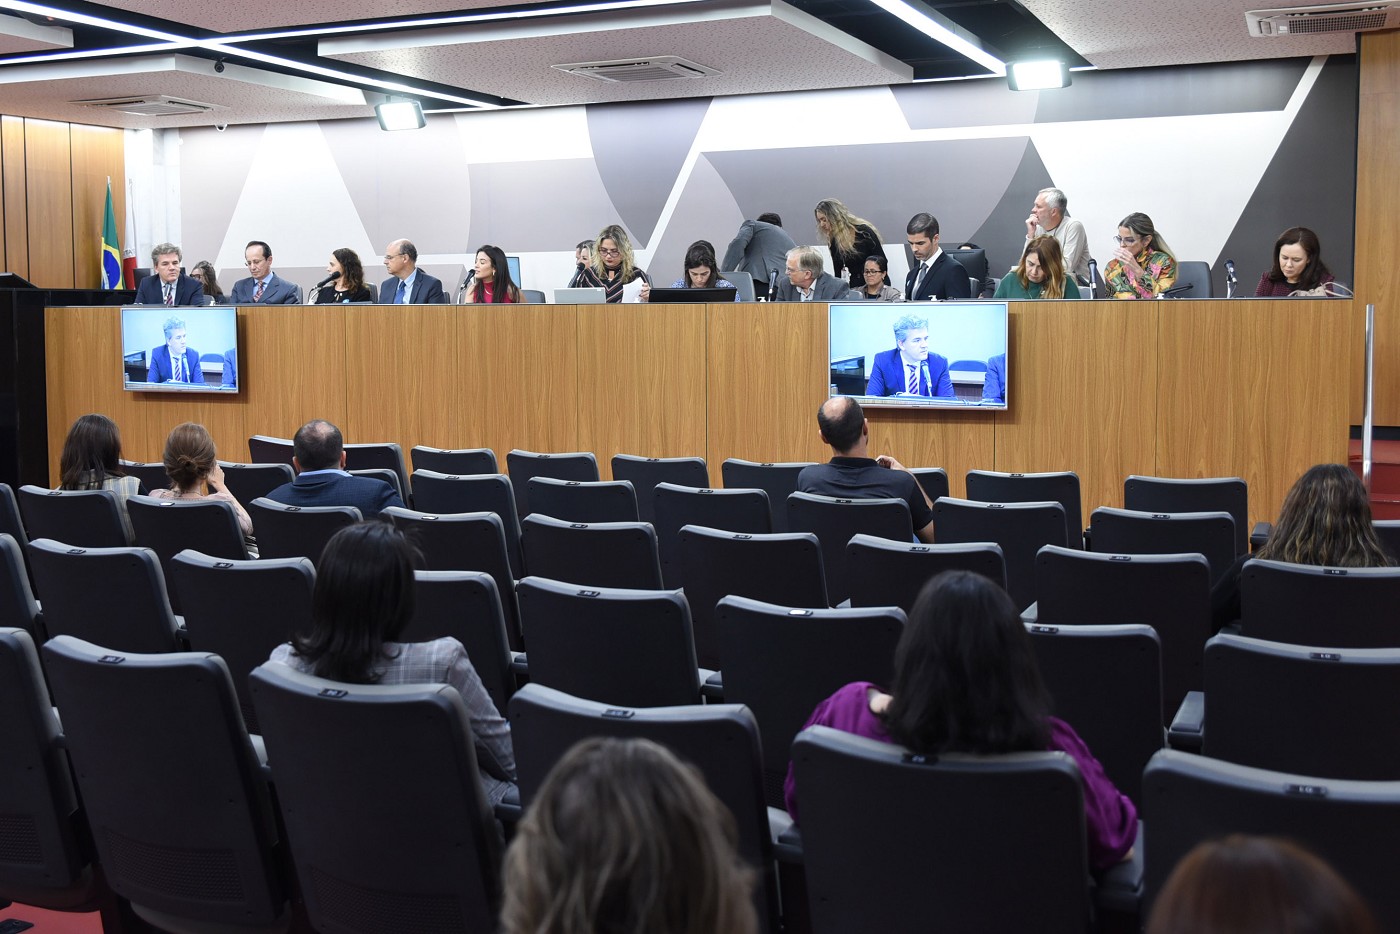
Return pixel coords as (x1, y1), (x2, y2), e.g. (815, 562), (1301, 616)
(721, 212), (796, 294)
(135, 242), (205, 306)
(773, 246), (861, 302)
(904, 213), (972, 302)
(230, 240), (302, 304)
(265, 419), (404, 519)
(865, 313), (954, 398)
(379, 239), (446, 304)
(146, 315), (206, 384)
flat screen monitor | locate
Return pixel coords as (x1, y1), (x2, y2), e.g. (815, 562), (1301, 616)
(946, 248), (987, 283)
(506, 255), (521, 286)
(828, 301), (1008, 410)
(121, 305), (240, 394)
(646, 287), (737, 303)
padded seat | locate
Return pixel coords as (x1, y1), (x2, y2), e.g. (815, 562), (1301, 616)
(28, 539), (181, 653)
(720, 459), (817, 533)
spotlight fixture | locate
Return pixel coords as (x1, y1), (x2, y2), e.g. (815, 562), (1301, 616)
(375, 99), (426, 131)
(1008, 60), (1070, 91)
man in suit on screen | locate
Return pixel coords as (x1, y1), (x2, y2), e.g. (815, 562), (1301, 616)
(146, 315), (206, 384)
(773, 246), (861, 302)
(135, 242), (205, 306)
(231, 241), (302, 304)
(905, 213), (972, 302)
(865, 314), (954, 399)
(379, 239), (446, 304)
(265, 420), (404, 519)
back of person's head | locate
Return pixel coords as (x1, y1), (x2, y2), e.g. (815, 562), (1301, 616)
(882, 570), (1050, 755)
(1257, 463), (1393, 568)
(1147, 835), (1377, 934)
(816, 396), (864, 453)
(58, 413), (126, 490)
(162, 422), (217, 491)
(757, 212), (782, 227)
(293, 419), (344, 471)
(500, 737), (758, 934)
(291, 521), (421, 683)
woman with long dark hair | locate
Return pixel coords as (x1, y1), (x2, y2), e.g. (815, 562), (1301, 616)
(56, 413), (145, 542)
(314, 248), (373, 303)
(463, 244), (522, 304)
(1255, 226), (1336, 296)
(189, 260), (227, 304)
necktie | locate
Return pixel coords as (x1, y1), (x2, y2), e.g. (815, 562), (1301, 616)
(163, 284), (173, 306)
(173, 355), (183, 383)
(253, 279), (265, 302)
(912, 262), (928, 297)
(396, 280), (407, 304)
(906, 364), (918, 395)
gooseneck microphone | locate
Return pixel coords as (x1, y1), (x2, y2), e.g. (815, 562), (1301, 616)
(1086, 259), (1098, 300)
(456, 269), (475, 304)
(313, 270), (341, 289)
(768, 270), (779, 301)
(920, 360), (931, 397)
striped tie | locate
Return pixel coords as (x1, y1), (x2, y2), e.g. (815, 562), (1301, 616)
(173, 356), (183, 383)
(253, 279), (265, 302)
(906, 365), (918, 395)
(164, 285), (173, 306)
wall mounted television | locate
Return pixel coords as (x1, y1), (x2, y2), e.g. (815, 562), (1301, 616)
(828, 300), (1008, 410)
(121, 305), (240, 393)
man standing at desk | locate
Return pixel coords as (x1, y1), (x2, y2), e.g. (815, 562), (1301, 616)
(231, 241), (302, 304)
(379, 239), (446, 304)
(146, 315), (206, 385)
(865, 314), (953, 399)
(135, 243), (204, 306)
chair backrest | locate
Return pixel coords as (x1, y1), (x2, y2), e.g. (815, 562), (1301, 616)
(910, 467), (950, 504)
(678, 525), (828, 670)
(169, 550), (316, 731)
(965, 469), (1083, 548)
(247, 497), (361, 564)
(1239, 558), (1400, 647)
(507, 683), (778, 931)
(384, 507), (523, 652)
(788, 491), (914, 605)
(217, 461), (295, 506)
(720, 459), (818, 533)
(18, 486), (128, 548)
(1026, 622), (1163, 804)
(343, 441), (409, 504)
(718, 269), (756, 301)
(27, 539), (181, 653)
(404, 570), (517, 715)
(526, 476), (639, 524)
(610, 454), (709, 523)
(0, 481), (26, 544)
(1142, 749), (1400, 931)
(516, 577), (700, 707)
(127, 495), (247, 611)
(1172, 260), (1214, 298)
(1090, 506), (1236, 583)
(1376, 519), (1400, 563)
(348, 467), (405, 504)
(716, 596), (904, 806)
(247, 434), (295, 466)
(520, 288), (546, 304)
(42, 636), (289, 928)
(248, 663), (501, 933)
(410, 445), (498, 476)
(118, 459), (169, 492)
(792, 727), (1090, 934)
(1124, 474), (1248, 556)
(409, 471), (523, 577)
(652, 483), (771, 589)
(846, 534), (1006, 613)
(520, 514), (661, 590)
(933, 497), (1067, 611)
(505, 449), (599, 518)
(0, 533), (41, 641)
(1034, 544), (1211, 720)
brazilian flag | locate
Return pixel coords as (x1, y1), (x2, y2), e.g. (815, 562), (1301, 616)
(101, 181), (121, 289)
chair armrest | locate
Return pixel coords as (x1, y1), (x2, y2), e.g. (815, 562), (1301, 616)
(773, 818), (803, 864)
(494, 785), (522, 826)
(1020, 602), (1038, 624)
(509, 652), (528, 676)
(1167, 691), (1204, 750)
(700, 670), (724, 701)
(1250, 521), (1272, 552)
(1092, 821), (1143, 916)
(1081, 527), (1091, 551)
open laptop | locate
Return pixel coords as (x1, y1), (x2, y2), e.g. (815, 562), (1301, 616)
(647, 287), (737, 303)
(554, 287), (606, 303)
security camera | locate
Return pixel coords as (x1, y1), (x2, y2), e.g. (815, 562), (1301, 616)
(214, 58), (225, 73)
(214, 123), (228, 132)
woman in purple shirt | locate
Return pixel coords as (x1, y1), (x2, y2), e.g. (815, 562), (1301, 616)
(783, 570), (1137, 872)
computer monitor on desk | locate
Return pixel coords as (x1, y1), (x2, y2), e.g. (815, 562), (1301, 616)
(646, 287), (737, 303)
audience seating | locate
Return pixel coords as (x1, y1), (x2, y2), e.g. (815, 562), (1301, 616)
(27, 539), (181, 653)
(965, 469), (1083, 549)
(526, 476), (639, 523)
(42, 636), (295, 933)
(516, 577), (701, 707)
(1089, 506), (1236, 582)
(721, 459), (817, 533)
(610, 454), (709, 522)
(18, 486), (128, 548)
(216, 461), (294, 507)
(410, 445), (498, 476)
(1026, 621), (1163, 804)
(1239, 559), (1400, 646)
(343, 441), (410, 506)
(1, 482), (26, 546)
(0, 534), (41, 642)
(247, 434), (295, 466)
(1376, 518), (1400, 563)
(118, 459), (169, 492)
(520, 514), (662, 589)
(247, 497), (361, 565)
(791, 727), (1091, 934)
(1123, 474), (1249, 556)
(409, 471), (523, 577)
(910, 467), (950, 504)
(716, 596), (904, 807)
(845, 535), (1005, 613)
(348, 467), (406, 504)
(788, 491), (913, 605)
(678, 525), (828, 670)
(652, 482), (771, 589)
(933, 497), (1067, 611)
(249, 663), (502, 933)
(403, 570), (518, 716)
(505, 449), (599, 518)
(128, 495), (248, 612)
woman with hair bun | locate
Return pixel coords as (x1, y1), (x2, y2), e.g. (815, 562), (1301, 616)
(149, 422), (252, 536)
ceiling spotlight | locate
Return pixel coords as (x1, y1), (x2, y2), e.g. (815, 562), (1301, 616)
(1008, 60), (1070, 91)
(375, 99), (426, 131)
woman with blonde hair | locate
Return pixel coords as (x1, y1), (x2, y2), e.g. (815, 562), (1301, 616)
(149, 422), (253, 536)
(1104, 211), (1176, 299)
(814, 198), (884, 289)
(995, 235), (1080, 299)
(567, 224), (651, 303)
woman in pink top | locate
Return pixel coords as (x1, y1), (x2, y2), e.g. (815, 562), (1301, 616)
(149, 422), (253, 537)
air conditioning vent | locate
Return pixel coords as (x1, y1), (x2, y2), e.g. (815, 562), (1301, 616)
(73, 95), (220, 116)
(1246, 2), (1400, 36)
(553, 56), (720, 83)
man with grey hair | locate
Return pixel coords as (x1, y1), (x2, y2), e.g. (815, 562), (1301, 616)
(865, 313), (953, 398)
(1025, 187), (1091, 281)
(379, 238), (446, 304)
(135, 242), (204, 306)
(773, 246), (861, 302)
(145, 314), (206, 384)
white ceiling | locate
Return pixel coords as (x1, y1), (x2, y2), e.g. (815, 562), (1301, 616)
(0, 11), (71, 55)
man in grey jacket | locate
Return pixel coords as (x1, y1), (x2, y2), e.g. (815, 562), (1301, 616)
(721, 213), (797, 293)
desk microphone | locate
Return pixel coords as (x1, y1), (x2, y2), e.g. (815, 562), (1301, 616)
(1224, 258), (1238, 299)
(312, 270), (340, 289)
(767, 270), (779, 301)
(457, 269), (475, 304)
(1159, 282), (1195, 299)
(920, 360), (931, 397)
(1086, 259), (1098, 299)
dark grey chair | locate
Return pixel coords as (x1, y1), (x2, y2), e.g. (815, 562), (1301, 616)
(343, 441), (410, 507)
(652, 482), (771, 589)
(1170, 259), (1214, 298)
(0, 534), (42, 642)
(527, 476), (639, 524)
(247, 434), (295, 466)
(128, 495), (248, 612)
(1239, 559), (1400, 647)
(506, 449), (599, 518)
(27, 539), (181, 653)
(721, 459), (818, 533)
(846, 535), (1006, 614)
(18, 485), (128, 548)
(216, 461), (294, 507)
(410, 445), (498, 476)
(787, 491), (913, 606)
(247, 497), (361, 565)
(520, 514), (661, 590)
(1376, 519), (1400, 563)
(405, 570), (517, 716)
(966, 469), (1083, 549)
(910, 467), (950, 504)
(348, 467), (405, 504)
(118, 459), (169, 492)
(0, 481), (27, 545)
(934, 497), (1067, 612)
(610, 454), (708, 523)
(1124, 474), (1249, 556)
(1090, 506), (1236, 583)
(410, 471), (523, 577)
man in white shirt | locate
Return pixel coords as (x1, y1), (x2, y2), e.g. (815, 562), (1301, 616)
(773, 246), (860, 302)
(1024, 187), (1092, 282)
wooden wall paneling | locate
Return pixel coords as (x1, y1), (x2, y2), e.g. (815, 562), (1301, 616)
(23, 119), (74, 288)
(238, 305), (348, 451)
(866, 411), (995, 503)
(344, 304), (461, 456)
(68, 124), (125, 290)
(576, 303), (707, 476)
(1355, 30), (1400, 425)
(993, 300), (1160, 524)
(2, 116), (27, 278)
(1155, 299), (1356, 530)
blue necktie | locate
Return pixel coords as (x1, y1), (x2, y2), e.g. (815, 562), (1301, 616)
(396, 280), (407, 304)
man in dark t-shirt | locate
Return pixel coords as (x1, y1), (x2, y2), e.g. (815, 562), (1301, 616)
(797, 396), (935, 542)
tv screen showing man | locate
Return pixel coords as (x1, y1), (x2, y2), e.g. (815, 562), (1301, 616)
(147, 315), (206, 385)
(865, 314), (953, 399)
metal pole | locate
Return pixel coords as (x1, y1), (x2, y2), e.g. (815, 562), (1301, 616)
(1363, 303), (1375, 493)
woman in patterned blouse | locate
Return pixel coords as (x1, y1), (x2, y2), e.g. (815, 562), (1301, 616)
(568, 224), (651, 303)
(1104, 212), (1177, 299)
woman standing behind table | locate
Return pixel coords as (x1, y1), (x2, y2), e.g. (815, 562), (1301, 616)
(815, 198), (884, 290)
(858, 254), (903, 301)
(462, 244), (523, 304)
(994, 235), (1081, 300)
(313, 248), (373, 304)
(148, 422), (253, 537)
(1255, 227), (1337, 297)
(568, 224), (651, 303)
(189, 261), (227, 305)
(1103, 212), (1176, 299)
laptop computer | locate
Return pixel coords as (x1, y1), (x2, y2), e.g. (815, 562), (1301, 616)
(554, 287), (607, 303)
(647, 287), (738, 303)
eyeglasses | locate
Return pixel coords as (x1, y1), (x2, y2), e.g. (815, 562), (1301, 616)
(383, 253), (405, 261)
(1112, 236), (1142, 246)
(863, 268), (884, 275)
(598, 248), (621, 257)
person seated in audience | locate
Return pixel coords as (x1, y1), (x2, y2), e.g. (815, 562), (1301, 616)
(314, 248), (373, 304)
(1255, 226), (1337, 297)
(568, 224), (651, 303)
(994, 235), (1080, 299)
(462, 244), (522, 304)
(1104, 212), (1176, 299)
(1023, 187), (1092, 283)
(269, 521), (516, 805)
(864, 313), (954, 400)
(56, 413), (146, 543)
(264, 419), (404, 519)
(500, 737), (757, 934)
(1211, 463), (1393, 630)
(1147, 834), (1377, 934)
(783, 570), (1138, 871)
(815, 198), (884, 290)
(858, 254), (903, 301)
(148, 422), (253, 536)
(656, 240), (737, 299)
(982, 352), (1006, 403)
(798, 396), (935, 542)
(774, 246), (862, 302)
(189, 260), (228, 304)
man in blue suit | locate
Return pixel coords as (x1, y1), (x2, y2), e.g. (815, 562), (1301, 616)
(865, 313), (954, 398)
(146, 315), (206, 384)
(230, 241), (302, 304)
(265, 419), (404, 519)
(379, 239), (446, 304)
(134, 243), (204, 306)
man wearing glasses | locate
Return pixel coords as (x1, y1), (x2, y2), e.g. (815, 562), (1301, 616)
(379, 239), (446, 304)
(230, 241), (302, 304)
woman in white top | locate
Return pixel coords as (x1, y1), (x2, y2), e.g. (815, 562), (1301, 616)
(149, 422), (253, 537)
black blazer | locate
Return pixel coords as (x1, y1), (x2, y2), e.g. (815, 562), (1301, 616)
(905, 252), (972, 302)
(830, 224), (883, 289)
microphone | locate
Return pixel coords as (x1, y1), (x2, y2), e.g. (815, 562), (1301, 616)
(1224, 258), (1238, 299)
(457, 269), (475, 304)
(920, 360), (931, 397)
(313, 270), (340, 289)
(1159, 282), (1195, 299)
(768, 270), (779, 301)
(1086, 259), (1098, 300)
